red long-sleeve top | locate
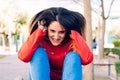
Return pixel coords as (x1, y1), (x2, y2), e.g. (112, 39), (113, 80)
(18, 28), (93, 80)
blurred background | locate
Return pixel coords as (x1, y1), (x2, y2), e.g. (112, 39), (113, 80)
(0, 0), (120, 80)
(0, 0), (119, 54)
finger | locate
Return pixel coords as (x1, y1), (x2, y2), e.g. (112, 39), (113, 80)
(38, 21), (40, 26)
(40, 20), (46, 26)
(43, 27), (47, 32)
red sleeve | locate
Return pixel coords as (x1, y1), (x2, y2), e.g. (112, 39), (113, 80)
(70, 30), (93, 65)
(18, 28), (46, 62)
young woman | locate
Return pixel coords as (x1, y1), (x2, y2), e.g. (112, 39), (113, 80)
(18, 7), (93, 80)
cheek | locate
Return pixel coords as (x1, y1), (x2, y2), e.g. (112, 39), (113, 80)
(61, 34), (66, 39)
(47, 30), (52, 37)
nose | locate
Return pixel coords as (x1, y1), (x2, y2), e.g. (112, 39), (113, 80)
(53, 33), (59, 39)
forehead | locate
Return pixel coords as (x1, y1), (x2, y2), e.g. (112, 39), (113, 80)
(48, 21), (65, 30)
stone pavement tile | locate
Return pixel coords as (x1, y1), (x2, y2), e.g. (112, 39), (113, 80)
(0, 55), (29, 80)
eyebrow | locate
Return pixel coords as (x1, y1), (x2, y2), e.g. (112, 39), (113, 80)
(59, 30), (66, 32)
(50, 29), (66, 32)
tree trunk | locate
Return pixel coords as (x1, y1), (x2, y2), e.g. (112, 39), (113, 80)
(99, 0), (106, 59)
(4, 34), (9, 46)
(99, 17), (106, 59)
(83, 0), (94, 80)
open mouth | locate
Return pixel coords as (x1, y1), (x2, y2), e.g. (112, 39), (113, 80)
(50, 37), (62, 46)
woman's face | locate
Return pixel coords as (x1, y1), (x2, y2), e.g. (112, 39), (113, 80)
(47, 21), (66, 46)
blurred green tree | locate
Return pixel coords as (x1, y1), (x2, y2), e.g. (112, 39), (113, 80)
(13, 12), (28, 35)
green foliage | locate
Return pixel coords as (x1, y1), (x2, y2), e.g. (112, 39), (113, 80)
(104, 48), (111, 55)
(104, 47), (120, 57)
(13, 12), (28, 35)
(14, 13), (28, 26)
(112, 47), (120, 56)
(113, 39), (120, 47)
(115, 60), (120, 73)
(0, 55), (5, 59)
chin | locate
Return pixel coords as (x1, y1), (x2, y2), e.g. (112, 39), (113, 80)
(52, 43), (61, 46)
(52, 44), (59, 46)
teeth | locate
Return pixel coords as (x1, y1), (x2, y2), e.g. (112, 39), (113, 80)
(54, 41), (58, 43)
(53, 39), (59, 42)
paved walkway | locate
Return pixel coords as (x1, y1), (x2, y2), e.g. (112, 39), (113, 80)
(0, 52), (117, 80)
(0, 54), (29, 80)
(93, 56), (117, 80)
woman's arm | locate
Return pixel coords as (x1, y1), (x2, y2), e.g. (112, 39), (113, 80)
(18, 28), (46, 62)
(70, 30), (93, 65)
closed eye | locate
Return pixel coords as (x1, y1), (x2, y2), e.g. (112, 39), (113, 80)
(50, 30), (55, 33)
(59, 30), (66, 34)
(50, 29), (66, 34)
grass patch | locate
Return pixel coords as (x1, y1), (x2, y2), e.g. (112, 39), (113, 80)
(0, 55), (5, 59)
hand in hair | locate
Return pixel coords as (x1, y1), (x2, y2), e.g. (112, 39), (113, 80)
(38, 20), (47, 32)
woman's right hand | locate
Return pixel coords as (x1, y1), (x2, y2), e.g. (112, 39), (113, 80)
(38, 21), (47, 32)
